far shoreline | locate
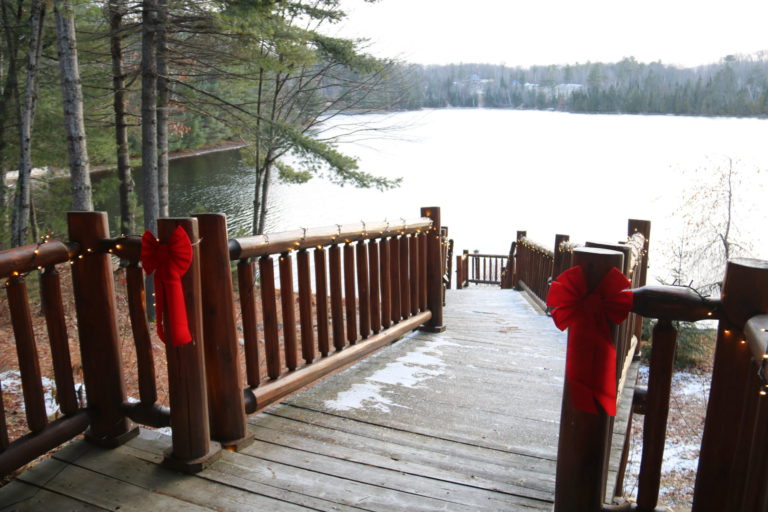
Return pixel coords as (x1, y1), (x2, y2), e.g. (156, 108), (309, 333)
(4, 140), (249, 185)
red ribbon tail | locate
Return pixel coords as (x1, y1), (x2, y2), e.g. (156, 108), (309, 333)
(164, 278), (192, 346)
(154, 275), (166, 344)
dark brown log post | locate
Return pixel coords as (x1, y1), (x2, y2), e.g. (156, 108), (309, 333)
(297, 249), (316, 363)
(379, 238), (392, 329)
(237, 259), (261, 388)
(329, 245), (345, 351)
(260, 256), (282, 378)
(40, 268), (78, 415)
(636, 319), (677, 511)
(7, 277), (48, 433)
(553, 234), (570, 278)
(158, 218), (221, 472)
(314, 248), (330, 357)
(694, 258), (768, 510)
(420, 207), (445, 332)
(279, 252), (299, 368)
(356, 241), (371, 339)
(68, 211), (138, 446)
(554, 247), (624, 512)
(628, 219), (651, 288)
(193, 213), (251, 450)
(368, 239), (382, 334)
(512, 230), (526, 289)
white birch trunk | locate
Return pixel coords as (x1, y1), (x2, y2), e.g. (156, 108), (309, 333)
(54, 0), (93, 211)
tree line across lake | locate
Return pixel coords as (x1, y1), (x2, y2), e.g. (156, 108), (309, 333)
(385, 54), (768, 116)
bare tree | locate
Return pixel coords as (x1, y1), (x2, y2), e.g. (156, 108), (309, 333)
(54, 0), (93, 211)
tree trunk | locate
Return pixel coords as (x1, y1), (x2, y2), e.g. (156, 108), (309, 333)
(11, 0), (45, 247)
(0, 0), (23, 248)
(141, 0), (159, 233)
(54, 0), (93, 212)
(156, 0), (168, 217)
(142, 0), (159, 319)
(108, 0), (134, 236)
(256, 159), (272, 235)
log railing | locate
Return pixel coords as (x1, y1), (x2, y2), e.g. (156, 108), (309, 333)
(0, 207), (447, 477)
(456, 252), (509, 287)
(191, 207), (445, 448)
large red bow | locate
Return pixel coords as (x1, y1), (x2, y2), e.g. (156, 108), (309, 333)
(141, 226), (193, 346)
(546, 265), (633, 416)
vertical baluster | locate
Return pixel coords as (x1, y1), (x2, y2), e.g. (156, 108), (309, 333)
(238, 259), (261, 388)
(126, 262), (157, 406)
(636, 319), (677, 511)
(40, 266), (78, 415)
(343, 243), (358, 345)
(329, 245), (345, 351)
(0, 382), (8, 450)
(297, 249), (315, 364)
(279, 253), (298, 371)
(399, 234), (410, 319)
(259, 256), (282, 379)
(7, 276), (48, 433)
(314, 247), (330, 357)
(410, 233), (419, 316)
(368, 239), (381, 334)
(419, 233), (428, 309)
(379, 238), (392, 329)
(356, 241), (371, 339)
(390, 236), (401, 324)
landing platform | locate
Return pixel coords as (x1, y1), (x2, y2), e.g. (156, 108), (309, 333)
(1, 289), (570, 511)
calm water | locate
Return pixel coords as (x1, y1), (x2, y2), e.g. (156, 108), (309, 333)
(98, 109), (768, 283)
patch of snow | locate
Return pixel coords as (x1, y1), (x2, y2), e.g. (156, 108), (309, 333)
(1, 370), (60, 418)
(324, 382), (395, 413)
(324, 337), (458, 413)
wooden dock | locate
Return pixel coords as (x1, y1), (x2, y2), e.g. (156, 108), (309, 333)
(1, 289), (570, 511)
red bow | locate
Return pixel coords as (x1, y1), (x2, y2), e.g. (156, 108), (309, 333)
(141, 226), (193, 346)
(546, 265), (633, 416)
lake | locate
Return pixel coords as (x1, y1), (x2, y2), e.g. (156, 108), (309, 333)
(99, 109), (768, 284)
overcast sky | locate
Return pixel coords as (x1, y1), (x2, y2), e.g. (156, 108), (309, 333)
(332, 0), (768, 68)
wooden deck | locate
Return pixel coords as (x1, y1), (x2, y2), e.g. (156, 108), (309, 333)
(1, 289), (573, 512)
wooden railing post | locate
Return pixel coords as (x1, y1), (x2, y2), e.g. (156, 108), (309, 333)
(158, 218), (221, 472)
(194, 213), (252, 450)
(68, 212), (138, 446)
(693, 258), (768, 510)
(512, 230), (526, 289)
(628, 219), (651, 287)
(552, 234), (570, 278)
(554, 247), (624, 512)
(420, 207), (445, 332)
